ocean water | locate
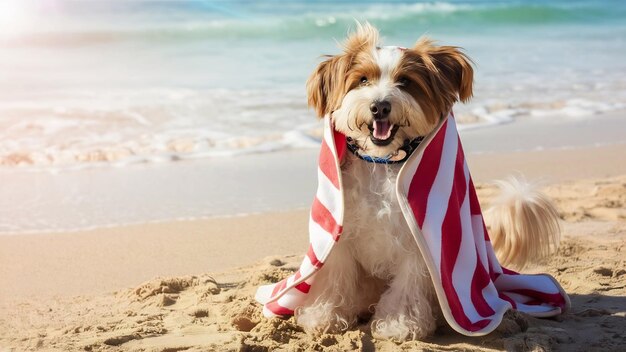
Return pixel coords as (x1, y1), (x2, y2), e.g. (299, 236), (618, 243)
(1, 0), (625, 170)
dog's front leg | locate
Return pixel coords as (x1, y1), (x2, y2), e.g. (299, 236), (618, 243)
(371, 253), (438, 341)
(295, 240), (361, 334)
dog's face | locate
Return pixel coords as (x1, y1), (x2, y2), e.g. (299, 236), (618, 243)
(307, 23), (474, 157)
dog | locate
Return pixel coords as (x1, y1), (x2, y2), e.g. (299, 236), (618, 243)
(291, 23), (561, 341)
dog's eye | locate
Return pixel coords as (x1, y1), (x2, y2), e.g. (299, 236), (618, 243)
(398, 77), (410, 87)
(360, 76), (368, 85)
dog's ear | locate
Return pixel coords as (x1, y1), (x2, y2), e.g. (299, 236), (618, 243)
(410, 38), (474, 113)
(307, 22), (379, 118)
(427, 43), (474, 103)
(306, 55), (349, 118)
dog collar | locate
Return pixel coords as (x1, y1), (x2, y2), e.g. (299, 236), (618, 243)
(346, 136), (425, 164)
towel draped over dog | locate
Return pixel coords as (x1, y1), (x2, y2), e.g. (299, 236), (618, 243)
(255, 112), (570, 336)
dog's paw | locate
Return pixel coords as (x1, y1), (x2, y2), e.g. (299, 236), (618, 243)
(371, 314), (435, 342)
(295, 302), (354, 335)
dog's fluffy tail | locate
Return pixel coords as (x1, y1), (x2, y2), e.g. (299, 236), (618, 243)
(484, 177), (561, 270)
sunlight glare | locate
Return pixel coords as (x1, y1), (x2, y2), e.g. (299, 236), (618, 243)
(0, 0), (33, 38)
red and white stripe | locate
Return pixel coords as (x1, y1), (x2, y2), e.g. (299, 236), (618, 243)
(255, 116), (346, 317)
(255, 113), (570, 336)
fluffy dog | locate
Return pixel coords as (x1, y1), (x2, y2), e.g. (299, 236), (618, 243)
(295, 23), (561, 341)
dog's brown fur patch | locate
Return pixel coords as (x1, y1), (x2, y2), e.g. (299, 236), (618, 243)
(395, 38), (474, 124)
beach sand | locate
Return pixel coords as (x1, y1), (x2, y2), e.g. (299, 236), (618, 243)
(1, 144), (625, 351)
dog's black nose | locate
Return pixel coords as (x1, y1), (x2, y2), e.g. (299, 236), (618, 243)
(370, 100), (391, 120)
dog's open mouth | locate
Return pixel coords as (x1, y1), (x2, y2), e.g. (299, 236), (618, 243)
(369, 120), (399, 146)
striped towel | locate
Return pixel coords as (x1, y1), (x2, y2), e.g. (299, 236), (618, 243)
(255, 112), (570, 336)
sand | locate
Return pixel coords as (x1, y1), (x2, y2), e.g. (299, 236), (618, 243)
(1, 146), (625, 351)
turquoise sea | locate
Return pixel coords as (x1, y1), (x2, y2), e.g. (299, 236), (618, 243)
(0, 0), (625, 169)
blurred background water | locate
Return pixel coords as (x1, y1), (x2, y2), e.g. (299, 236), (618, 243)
(0, 0), (625, 170)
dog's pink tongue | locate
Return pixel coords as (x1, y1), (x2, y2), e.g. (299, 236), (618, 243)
(373, 120), (392, 140)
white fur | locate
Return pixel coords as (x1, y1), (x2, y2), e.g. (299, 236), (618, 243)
(296, 153), (439, 340)
(372, 46), (403, 99)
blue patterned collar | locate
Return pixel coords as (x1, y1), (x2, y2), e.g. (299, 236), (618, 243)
(346, 136), (425, 164)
